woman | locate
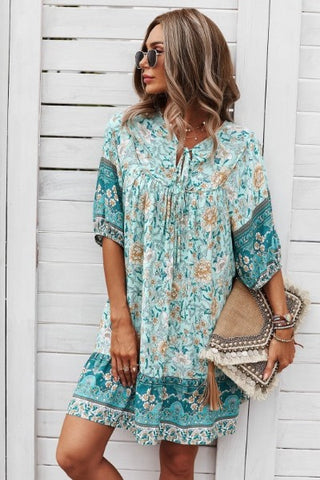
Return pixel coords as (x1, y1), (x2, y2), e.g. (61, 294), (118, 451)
(56, 8), (295, 480)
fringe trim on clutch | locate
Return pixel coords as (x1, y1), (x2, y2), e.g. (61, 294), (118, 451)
(201, 347), (269, 366)
(283, 275), (311, 330)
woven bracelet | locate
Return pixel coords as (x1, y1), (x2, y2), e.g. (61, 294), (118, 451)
(272, 322), (295, 330)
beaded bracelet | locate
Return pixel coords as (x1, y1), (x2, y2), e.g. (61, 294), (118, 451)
(272, 332), (294, 342)
(272, 332), (304, 348)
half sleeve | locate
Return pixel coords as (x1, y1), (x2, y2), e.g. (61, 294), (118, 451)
(93, 114), (124, 248)
(225, 132), (282, 290)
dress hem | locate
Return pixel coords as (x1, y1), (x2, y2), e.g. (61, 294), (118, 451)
(66, 395), (239, 446)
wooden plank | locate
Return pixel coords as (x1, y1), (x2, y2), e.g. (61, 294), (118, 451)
(294, 144), (320, 177)
(287, 241), (320, 272)
(40, 105), (122, 136)
(276, 478), (320, 480)
(38, 323), (98, 353)
(296, 112), (320, 145)
(275, 449), (320, 476)
(303, 0), (320, 12)
(215, 401), (248, 480)
(38, 410), (139, 441)
(39, 170), (96, 201)
(42, 38), (141, 72)
(40, 137), (103, 169)
(0, 0), (9, 477)
(37, 464), (216, 480)
(301, 12), (320, 45)
(37, 381), (76, 410)
(297, 79), (320, 115)
(41, 38), (236, 72)
(243, 2), (303, 480)
(42, 6), (168, 39)
(42, 6), (237, 41)
(37, 437), (216, 473)
(38, 262), (106, 294)
(42, 0), (238, 7)
(38, 200), (91, 232)
(38, 171), (93, 203)
(280, 363), (320, 392)
(287, 333), (320, 363)
(287, 271), (320, 302)
(278, 392), (320, 420)
(277, 420), (320, 448)
(292, 178), (320, 209)
(41, 72), (138, 105)
(294, 304), (320, 333)
(6, 1), (42, 479)
(299, 46), (320, 79)
(219, 2), (271, 479)
(37, 292), (107, 325)
(291, 210), (320, 241)
(263, 0), (302, 264)
(37, 352), (89, 382)
(37, 232), (102, 264)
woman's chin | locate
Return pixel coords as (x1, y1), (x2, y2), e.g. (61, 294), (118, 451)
(145, 84), (167, 95)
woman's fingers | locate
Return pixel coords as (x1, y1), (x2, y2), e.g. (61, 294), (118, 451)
(111, 356), (118, 382)
(262, 357), (277, 381)
(122, 361), (133, 386)
(129, 355), (139, 385)
(263, 339), (296, 379)
(116, 356), (128, 386)
(113, 355), (139, 387)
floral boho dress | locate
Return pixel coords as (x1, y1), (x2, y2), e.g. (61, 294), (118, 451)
(66, 110), (282, 445)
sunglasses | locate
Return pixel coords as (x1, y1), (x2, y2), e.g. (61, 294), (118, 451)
(134, 49), (164, 69)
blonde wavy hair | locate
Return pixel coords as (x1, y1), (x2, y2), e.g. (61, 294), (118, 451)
(122, 8), (240, 159)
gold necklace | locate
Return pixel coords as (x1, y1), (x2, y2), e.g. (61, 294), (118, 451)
(185, 121), (206, 141)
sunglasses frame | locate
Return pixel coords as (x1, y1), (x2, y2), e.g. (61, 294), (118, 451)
(135, 49), (164, 69)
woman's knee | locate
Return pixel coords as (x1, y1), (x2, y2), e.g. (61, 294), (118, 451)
(56, 414), (114, 475)
(56, 445), (88, 476)
(160, 440), (199, 476)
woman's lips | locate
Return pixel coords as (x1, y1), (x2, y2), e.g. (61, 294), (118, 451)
(143, 76), (154, 83)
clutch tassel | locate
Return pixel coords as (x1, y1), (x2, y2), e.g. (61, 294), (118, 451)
(200, 361), (223, 411)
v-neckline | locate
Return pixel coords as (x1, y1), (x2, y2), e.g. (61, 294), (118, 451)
(156, 113), (228, 167)
(155, 110), (228, 147)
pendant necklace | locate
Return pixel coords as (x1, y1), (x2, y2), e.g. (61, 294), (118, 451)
(185, 121), (206, 141)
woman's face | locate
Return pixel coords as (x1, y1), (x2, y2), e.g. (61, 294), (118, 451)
(139, 24), (167, 95)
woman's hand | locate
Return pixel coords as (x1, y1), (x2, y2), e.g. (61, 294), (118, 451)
(110, 304), (140, 387)
(262, 336), (295, 380)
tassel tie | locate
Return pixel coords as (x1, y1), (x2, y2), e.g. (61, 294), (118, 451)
(163, 149), (190, 265)
(200, 361), (223, 411)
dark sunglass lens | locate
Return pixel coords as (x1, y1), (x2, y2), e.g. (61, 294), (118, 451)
(135, 51), (144, 68)
(147, 49), (157, 67)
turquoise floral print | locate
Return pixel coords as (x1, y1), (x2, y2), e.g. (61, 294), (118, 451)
(67, 110), (282, 445)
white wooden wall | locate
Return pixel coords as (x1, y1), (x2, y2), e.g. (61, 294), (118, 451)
(275, 0), (320, 478)
(3, 0), (319, 479)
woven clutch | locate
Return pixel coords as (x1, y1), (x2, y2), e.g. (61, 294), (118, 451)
(199, 276), (310, 411)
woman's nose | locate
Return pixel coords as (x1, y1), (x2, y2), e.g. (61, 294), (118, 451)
(139, 53), (149, 69)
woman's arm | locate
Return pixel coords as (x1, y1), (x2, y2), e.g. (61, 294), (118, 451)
(261, 269), (295, 380)
(102, 237), (128, 312)
(102, 238), (139, 387)
(262, 269), (294, 339)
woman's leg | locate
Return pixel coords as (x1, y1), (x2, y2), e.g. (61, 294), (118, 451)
(56, 413), (123, 480)
(159, 439), (199, 480)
